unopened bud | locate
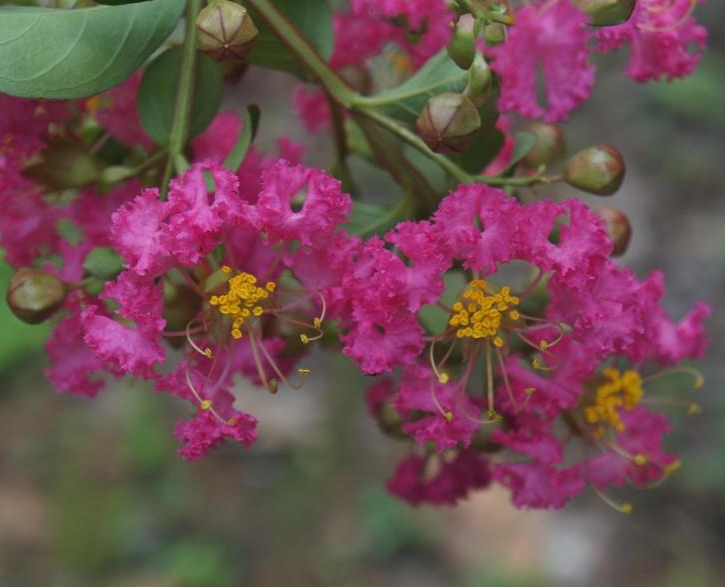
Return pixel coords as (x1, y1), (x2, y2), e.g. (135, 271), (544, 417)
(196, 0), (259, 63)
(447, 14), (477, 70)
(483, 23), (506, 46)
(564, 145), (625, 195)
(596, 207), (632, 256)
(23, 139), (100, 190)
(376, 401), (406, 439)
(6, 267), (68, 325)
(416, 92), (481, 154)
(464, 53), (492, 105)
(574, 0), (636, 26)
(338, 65), (372, 95)
(521, 123), (566, 168)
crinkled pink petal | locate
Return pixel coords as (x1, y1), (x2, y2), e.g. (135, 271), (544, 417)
(490, 0), (594, 122)
(94, 72), (153, 149)
(192, 111), (242, 162)
(293, 86), (331, 134)
(494, 462), (585, 509)
(101, 271), (166, 332)
(174, 408), (258, 461)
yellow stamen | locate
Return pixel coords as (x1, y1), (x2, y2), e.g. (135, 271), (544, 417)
(585, 368), (644, 432)
(448, 280), (519, 342)
(209, 270), (275, 339)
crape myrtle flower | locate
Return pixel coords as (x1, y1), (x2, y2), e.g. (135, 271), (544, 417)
(355, 183), (708, 509)
(596, 0), (707, 82)
(489, 0), (595, 122)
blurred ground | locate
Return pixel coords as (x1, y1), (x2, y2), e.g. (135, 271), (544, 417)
(1, 4), (725, 586)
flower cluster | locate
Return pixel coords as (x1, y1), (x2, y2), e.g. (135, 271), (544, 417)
(0, 0), (711, 513)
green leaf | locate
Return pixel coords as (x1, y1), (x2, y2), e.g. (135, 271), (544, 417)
(459, 128), (504, 175)
(83, 247), (123, 281)
(223, 105), (261, 171)
(502, 131), (537, 173)
(363, 51), (469, 125)
(137, 48), (224, 145)
(343, 200), (407, 238)
(0, 0), (185, 99)
(248, 0), (333, 78)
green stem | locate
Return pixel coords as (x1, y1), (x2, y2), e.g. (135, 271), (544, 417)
(245, 0), (355, 107)
(160, 0), (202, 198)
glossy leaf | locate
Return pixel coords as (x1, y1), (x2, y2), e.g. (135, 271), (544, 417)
(502, 131), (538, 173)
(0, 0), (185, 99)
(344, 201), (405, 238)
(364, 51), (469, 125)
(223, 105), (261, 171)
(137, 48), (224, 145)
(248, 0), (333, 78)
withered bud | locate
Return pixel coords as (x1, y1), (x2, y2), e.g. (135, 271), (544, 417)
(521, 122), (566, 168)
(338, 65), (372, 95)
(416, 92), (481, 154)
(574, 0), (636, 26)
(597, 207), (632, 256)
(7, 267), (68, 325)
(564, 145), (625, 195)
(464, 53), (492, 106)
(196, 1), (259, 63)
(374, 401), (406, 439)
(23, 139), (100, 191)
(447, 14), (477, 70)
(483, 23), (506, 46)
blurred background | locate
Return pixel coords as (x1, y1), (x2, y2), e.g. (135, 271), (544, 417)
(1, 3), (724, 586)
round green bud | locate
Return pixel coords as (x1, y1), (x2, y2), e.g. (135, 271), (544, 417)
(6, 267), (68, 325)
(447, 14), (477, 70)
(416, 92), (481, 154)
(23, 139), (100, 191)
(483, 23), (506, 46)
(574, 0), (636, 26)
(464, 53), (492, 106)
(596, 207), (632, 256)
(564, 145), (625, 195)
(521, 123), (566, 168)
(196, 0), (259, 63)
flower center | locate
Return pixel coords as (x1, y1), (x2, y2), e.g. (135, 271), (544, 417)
(585, 368), (644, 432)
(209, 266), (276, 339)
(448, 280), (520, 347)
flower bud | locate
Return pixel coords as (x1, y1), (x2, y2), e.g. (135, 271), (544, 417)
(23, 139), (100, 190)
(483, 23), (506, 46)
(416, 92), (481, 154)
(464, 53), (492, 106)
(564, 145), (625, 195)
(521, 122), (566, 168)
(447, 14), (477, 70)
(196, 0), (259, 63)
(6, 267), (68, 325)
(596, 207), (632, 256)
(574, 0), (636, 26)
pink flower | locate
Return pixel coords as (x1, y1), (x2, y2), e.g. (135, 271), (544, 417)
(387, 450), (492, 506)
(45, 310), (106, 398)
(93, 72), (153, 149)
(241, 160), (352, 246)
(490, 0), (595, 122)
(293, 86), (332, 134)
(493, 462), (585, 509)
(596, 0), (707, 82)
(175, 407), (258, 461)
(393, 364), (481, 452)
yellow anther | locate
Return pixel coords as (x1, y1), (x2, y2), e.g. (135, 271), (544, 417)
(449, 281), (519, 344)
(300, 333), (310, 344)
(438, 373), (450, 384)
(265, 282), (276, 292)
(253, 306), (264, 317)
(688, 403), (702, 415)
(664, 460), (682, 475)
(209, 270), (276, 339)
(493, 336), (504, 348)
(532, 358), (543, 370)
(524, 387), (535, 395)
(509, 310), (520, 320)
(694, 376), (704, 389)
(313, 317), (322, 328)
(227, 418), (238, 426)
(586, 369), (644, 431)
(444, 411), (454, 422)
(539, 340), (549, 350)
(633, 454), (648, 466)
(621, 503), (633, 515)
(203, 347), (213, 358)
(231, 329), (242, 339)
(297, 368), (311, 376)
(200, 400), (212, 410)
(222, 265), (232, 273)
(486, 408), (502, 421)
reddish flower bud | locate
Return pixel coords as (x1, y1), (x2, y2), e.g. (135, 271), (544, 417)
(6, 268), (68, 325)
(416, 93), (481, 154)
(447, 14), (477, 69)
(565, 145), (625, 195)
(597, 207), (632, 256)
(196, 0), (259, 63)
(574, 0), (636, 27)
(521, 122), (566, 168)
